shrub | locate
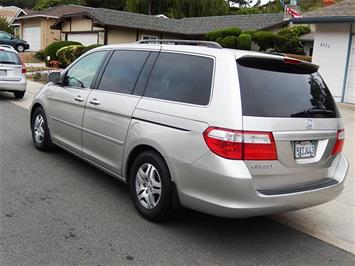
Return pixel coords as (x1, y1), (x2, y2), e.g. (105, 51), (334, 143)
(44, 41), (82, 66)
(275, 35), (305, 54)
(253, 31), (278, 51)
(82, 44), (103, 54)
(278, 25), (311, 39)
(237, 34), (252, 50)
(285, 54), (312, 62)
(35, 50), (44, 60)
(220, 36), (238, 49)
(0, 16), (13, 34)
(56, 45), (85, 68)
(205, 27), (242, 41)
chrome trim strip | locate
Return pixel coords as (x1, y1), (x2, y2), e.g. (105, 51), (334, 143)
(273, 130), (336, 141)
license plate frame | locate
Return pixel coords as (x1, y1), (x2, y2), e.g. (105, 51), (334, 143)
(294, 141), (317, 159)
(0, 70), (7, 76)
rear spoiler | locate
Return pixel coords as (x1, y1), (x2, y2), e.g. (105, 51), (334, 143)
(237, 55), (319, 74)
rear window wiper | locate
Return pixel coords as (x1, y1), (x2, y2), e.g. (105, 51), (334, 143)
(306, 108), (334, 115)
(291, 108), (334, 117)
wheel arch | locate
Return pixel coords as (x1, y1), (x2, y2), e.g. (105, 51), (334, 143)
(30, 103), (43, 125)
(125, 144), (166, 184)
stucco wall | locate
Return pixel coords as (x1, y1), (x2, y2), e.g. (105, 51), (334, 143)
(107, 27), (137, 44)
(312, 23), (351, 101)
(71, 17), (92, 32)
(43, 18), (60, 49)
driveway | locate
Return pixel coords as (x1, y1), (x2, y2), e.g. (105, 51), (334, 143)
(0, 82), (354, 265)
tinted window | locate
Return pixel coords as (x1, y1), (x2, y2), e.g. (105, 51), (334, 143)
(65, 51), (106, 88)
(144, 53), (214, 105)
(0, 51), (20, 64)
(99, 50), (149, 94)
(237, 57), (340, 118)
(0, 32), (11, 40)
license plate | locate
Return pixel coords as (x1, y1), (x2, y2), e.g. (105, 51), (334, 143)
(294, 141), (316, 159)
(0, 70), (6, 76)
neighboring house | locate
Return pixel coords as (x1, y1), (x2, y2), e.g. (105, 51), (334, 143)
(293, 0), (355, 104)
(0, 6), (28, 37)
(50, 8), (287, 46)
(14, 5), (93, 51)
(299, 32), (315, 56)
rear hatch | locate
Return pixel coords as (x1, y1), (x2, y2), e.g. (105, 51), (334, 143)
(237, 56), (343, 192)
(0, 50), (23, 82)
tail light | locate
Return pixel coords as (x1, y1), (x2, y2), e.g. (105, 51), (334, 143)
(332, 129), (345, 155)
(203, 127), (277, 160)
(17, 54), (26, 74)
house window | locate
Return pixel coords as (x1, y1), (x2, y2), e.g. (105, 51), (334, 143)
(141, 35), (158, 41)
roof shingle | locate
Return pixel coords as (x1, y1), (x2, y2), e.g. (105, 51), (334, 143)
(85, 8), (286, 35)
(304, 0), (355, 17)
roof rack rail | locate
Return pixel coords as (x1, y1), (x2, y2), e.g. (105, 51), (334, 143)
(0, 44), (16, 51)
(138, 39), (223, 49)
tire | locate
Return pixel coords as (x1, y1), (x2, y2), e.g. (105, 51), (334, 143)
(31, 107), (52, 151)
(130, 151), (172, 222)
(16, 44), (25, 53)
(13, 91), (25, 99)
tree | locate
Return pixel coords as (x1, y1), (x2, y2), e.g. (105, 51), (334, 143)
(0, 0), (36, 8)
(228, 0), (254, 7)
(126, 0), (229, 18)
(0, 16), (13, 34)
(34, 0), (86, 10)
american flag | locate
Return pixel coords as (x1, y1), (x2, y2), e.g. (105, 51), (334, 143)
(285, 5), (302, 18)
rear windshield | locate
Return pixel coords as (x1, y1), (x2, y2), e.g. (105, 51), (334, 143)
(0, 51), (20, 65)
(237, 57), (340, 118)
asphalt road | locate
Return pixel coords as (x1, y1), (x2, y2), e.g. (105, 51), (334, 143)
(1, 95), (354, 266)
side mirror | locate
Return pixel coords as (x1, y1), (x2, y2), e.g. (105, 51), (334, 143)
(48, 72), (61, 83)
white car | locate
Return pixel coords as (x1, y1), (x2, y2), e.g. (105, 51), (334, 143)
(0, 45), (26, 98)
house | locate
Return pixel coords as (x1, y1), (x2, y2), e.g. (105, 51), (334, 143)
(14, 5), (93, 51)
(0, 6), (28, 37)
(292, 0), (355, 104)
(50, 8), (287, 46)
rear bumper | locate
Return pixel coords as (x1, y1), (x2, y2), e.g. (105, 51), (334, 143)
(169, 153), (348, 218)
(0, 79), (27, 92)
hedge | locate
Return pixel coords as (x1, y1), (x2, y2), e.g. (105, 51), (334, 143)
(56, 44), (103, 67)
(44, 41), (82, 66)
(205, 27), (242, 41)
(237, 34), (252, 50)
(56, 45), (85, 68)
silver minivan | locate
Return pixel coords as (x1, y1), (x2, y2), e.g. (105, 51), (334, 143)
(30, 41), (349, 221)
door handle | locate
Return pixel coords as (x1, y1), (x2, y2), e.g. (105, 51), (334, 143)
(74, 95), (84, 102)
(89, 98), (100, 105)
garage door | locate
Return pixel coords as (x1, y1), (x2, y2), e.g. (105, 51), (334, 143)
(345, 36), (355, 103)
(23, 26), (41, 51)
(67, 33), (98, 46)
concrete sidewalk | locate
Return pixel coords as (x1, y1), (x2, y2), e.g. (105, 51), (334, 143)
(6, 80), (355, 254)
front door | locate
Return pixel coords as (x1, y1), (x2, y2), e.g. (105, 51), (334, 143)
(82, 50), (152, 175)
(49, 51), (107, 155)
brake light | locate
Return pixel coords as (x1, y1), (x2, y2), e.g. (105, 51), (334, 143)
(203, 127), (277, 160)
(284, 58), (301, 64)
(18, 55), (26, 74)
(332, 129), (345, 155)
